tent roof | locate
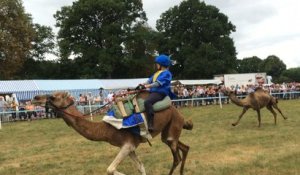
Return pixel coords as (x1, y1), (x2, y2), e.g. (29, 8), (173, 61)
(0, 78), (148, 92)
(173, 79), (222, 85)
(0, 80), (39, 92)
(35, 79), (103, 91)
(98, 78), (147, 90)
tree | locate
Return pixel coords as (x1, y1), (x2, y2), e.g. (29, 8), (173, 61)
(54, 0), (147, 78)
(260, 55), (286, 82)
(0, 0), (34, 79)
(156, 0), (236, 79)
(237, 56), (263, 73)
(16, 59), (60, 79)
(15, 24), (57, 79)
(30, 24), (56, 60)
(122, 23), (160, 78)
(280, 67), (300, 82)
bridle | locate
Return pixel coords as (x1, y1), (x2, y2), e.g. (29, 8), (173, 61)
(46, 95), (75, 110)
(44, 89), (145, 118)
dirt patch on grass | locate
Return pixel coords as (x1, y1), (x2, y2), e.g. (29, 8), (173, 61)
(200, 145), (262, 166)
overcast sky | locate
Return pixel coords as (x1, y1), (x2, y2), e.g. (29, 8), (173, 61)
(23, 0), (300, 68)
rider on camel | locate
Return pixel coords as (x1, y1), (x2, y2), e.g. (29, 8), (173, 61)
(141, 54), (174, 132)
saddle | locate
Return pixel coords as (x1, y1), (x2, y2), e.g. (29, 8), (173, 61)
(111, 93), (172, 119)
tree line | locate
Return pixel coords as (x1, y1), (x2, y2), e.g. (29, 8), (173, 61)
(1, 0), (299, 82)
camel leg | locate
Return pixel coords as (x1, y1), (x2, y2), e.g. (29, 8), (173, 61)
(232, 107), (248, 126)
(266, 105), (277, 125)
(161, 133), (181, 175)
(166, 140), (181, 175)
(178, 141), (190, 175)
(129, 151), (146, 175)
(107, 144), (134, 175)
(256, 109), (261, 127)
(273, 104), (287, 120)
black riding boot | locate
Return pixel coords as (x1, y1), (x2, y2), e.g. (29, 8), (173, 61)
(147, 113), (154, 132)
(144, 92), (165, 132)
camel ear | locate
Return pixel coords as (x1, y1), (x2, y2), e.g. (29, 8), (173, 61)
(63, 92), (71, 98)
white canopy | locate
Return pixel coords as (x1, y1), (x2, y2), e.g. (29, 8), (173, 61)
(173, 79), (222, 85)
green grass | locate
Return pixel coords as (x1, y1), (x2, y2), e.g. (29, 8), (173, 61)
(0, 100), (299, 175)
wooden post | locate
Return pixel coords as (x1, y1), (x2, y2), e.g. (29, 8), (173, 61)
(219, 92), (223, 109)
(0, 112), (2, 129)
(89, 101), (93, 120)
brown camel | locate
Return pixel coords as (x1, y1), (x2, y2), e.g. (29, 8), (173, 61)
(32, 91), (193, 175)
(223, 87), (287, 127)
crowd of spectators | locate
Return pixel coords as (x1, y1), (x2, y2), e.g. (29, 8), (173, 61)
(77, 92), (104, 106)
(0, 94), (56, 122)
(1, 82), (299, 122)
(172, 82), (300, 107)
(76, 90), (131, 106)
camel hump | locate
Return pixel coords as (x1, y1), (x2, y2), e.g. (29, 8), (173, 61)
(183, 119), (193, 130)
(254, 87), (264, 91)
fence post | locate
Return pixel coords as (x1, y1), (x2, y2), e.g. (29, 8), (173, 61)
(0, 112), (2, 129)
(219, 92), (223, 109)
(89, 101), (93, 121)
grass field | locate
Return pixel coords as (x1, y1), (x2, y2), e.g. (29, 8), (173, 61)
(0, 99), (299, 175)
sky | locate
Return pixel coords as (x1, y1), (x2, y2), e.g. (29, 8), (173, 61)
(23, 0), (300, 68)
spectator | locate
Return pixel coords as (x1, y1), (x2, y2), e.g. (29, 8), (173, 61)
(10, 98), (19, 121)
(0, 96), (8, 120)
(45, 102), (54, 118)
(107, 91), (114, 102)
(93, 95), (102, 105)
(25, 101), (36, 121)
(182, 86), (189, 106)
(86, 92), (94, 104)
(5, 94), (13, 104)
(18, 103), (27, 120)
(79, 94), (86, 105)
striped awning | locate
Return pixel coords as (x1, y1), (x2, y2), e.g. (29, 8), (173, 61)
(0, 80), (39, 92)
(0, 78), (147, 101)
(0, 80), (40, 101)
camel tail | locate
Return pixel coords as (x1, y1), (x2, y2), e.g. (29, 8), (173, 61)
(183, 120), (193, 130)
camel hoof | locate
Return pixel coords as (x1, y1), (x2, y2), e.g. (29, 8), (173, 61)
(232, 123), (236, 126)
(284, 117), (288, 120)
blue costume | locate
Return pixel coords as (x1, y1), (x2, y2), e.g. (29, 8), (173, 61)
(144, 54), (174, 131)
(148, 70), (172, 97)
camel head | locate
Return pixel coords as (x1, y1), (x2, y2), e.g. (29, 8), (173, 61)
(220, 87), (235, 96)
(32, 92), (74, 109)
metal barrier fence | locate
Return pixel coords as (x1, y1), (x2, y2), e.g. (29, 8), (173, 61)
(1, 91), (299, 126)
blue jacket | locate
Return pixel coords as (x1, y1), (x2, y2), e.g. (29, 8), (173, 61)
(148, 70), (174, 98)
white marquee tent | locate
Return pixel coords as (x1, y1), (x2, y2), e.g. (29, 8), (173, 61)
(172, 79), (222, 86)
(0, 78), (147, 101)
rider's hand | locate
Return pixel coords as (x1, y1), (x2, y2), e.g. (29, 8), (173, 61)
(135, 84), (146, 90)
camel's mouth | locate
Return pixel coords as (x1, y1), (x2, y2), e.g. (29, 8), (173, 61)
(31, 95), (48, 106)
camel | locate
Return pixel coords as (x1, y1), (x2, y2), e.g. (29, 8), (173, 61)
(32, 91), (193, 175)
(223, 87), (287, 127)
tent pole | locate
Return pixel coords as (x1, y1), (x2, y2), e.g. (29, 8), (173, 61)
(219, 92), (222, 109)
(0, 113), (2, 129)
(89, 101), (93, 120)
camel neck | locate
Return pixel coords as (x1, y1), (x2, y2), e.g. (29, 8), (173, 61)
(228, 93), (246, 107)
(61, 106), (110, 141)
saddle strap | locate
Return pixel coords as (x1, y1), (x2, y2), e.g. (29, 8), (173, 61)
(116, 101), (127, 117)
(132, 97), (140, 113)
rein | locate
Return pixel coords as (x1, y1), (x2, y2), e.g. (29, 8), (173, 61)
(47, 89), (145, 118)
(48, 99), (111, 118)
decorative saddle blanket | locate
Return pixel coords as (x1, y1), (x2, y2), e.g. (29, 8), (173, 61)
(103, 112), (152, 139)
(102, 93), (172, 139)
(110, 94), (172, 119)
